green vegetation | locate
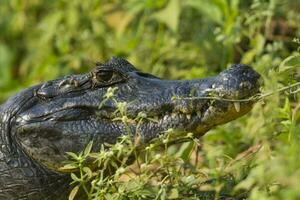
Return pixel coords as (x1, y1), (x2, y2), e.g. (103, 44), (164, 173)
(1, 0), (300, 199)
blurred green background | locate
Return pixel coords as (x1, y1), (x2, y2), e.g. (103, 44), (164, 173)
(1, 0), (298, 101)
(1, 0), (300, 199)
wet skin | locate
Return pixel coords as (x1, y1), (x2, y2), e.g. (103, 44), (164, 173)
(0, 57), (261, 199)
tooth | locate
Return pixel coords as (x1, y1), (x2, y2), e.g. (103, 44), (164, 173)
(186, 114), (191, 120)
(163, 115), (169, 121)
(233, 102), (240, 112)
(196, 111), (202, 117)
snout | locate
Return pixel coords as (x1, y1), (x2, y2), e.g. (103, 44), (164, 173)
(211, 64), (261, 99)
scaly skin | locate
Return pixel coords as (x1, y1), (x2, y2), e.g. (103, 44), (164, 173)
(0, 57), (261, 199)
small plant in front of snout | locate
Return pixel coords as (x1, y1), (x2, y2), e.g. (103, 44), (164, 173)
(64, 128), (256, 200)
(63, 86), (260, 200)
(64, 135), (136, 200)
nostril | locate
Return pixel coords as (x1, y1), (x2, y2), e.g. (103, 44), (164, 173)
(35, 89), (48, 100)
(35, 82), (56, 99)
(35, 89), (48, 99)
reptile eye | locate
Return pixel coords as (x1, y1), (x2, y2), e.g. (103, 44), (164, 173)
(91, 67), (125, 87)
(96, 70), (113, 82)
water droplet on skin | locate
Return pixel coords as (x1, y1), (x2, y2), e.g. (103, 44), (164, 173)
(22, 168), (34, 177)
(8, 159), (19, 168)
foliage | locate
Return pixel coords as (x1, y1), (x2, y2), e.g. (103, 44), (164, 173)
(1, 0), (300, 199)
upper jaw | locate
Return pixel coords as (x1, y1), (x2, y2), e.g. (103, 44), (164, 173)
(13, 77), (260, 134)
(11, 64), (261, 141)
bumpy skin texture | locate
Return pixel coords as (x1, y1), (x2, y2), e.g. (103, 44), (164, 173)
(0, 57), (261, 199)
(0, 87), (70, 200)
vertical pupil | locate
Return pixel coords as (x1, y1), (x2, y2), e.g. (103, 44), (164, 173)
(97, 71), (113, 81)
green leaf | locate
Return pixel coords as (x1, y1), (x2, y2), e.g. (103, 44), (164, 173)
(66, 152), (80, 160)
(68, 185), (80, 200)
(151, 0), (181, 32)
(279, 54), (300, 72)
(168, 188), (179, 199)
(283, 97), (292, 116)
(71, 173), (81, 182)
(83, 141), (93, 157)
(88, 153), (100, 159)
(185, 0), (223, 24)
(235, 177), (256, 190)
(83, 167), (93, 179)
(59, 164), (78, 172)
(181, 175), (201, 186)
(175, 141), (195, 161)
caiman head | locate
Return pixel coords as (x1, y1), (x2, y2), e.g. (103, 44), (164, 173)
(2, 57), (261, 172)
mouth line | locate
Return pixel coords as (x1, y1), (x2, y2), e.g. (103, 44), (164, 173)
(96, 101), (212, 125)
(14, 94), (252, 129)
(201, 87), (260, 101)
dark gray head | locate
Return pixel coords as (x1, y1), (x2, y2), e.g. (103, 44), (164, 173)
(1, 57), (261, 172)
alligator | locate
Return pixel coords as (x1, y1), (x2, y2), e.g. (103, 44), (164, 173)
(0, 57), (261, 199)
